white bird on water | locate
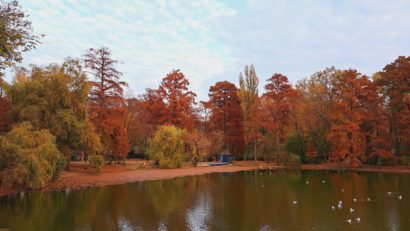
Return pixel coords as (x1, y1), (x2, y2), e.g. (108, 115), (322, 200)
(337, 203), (343, 209)
(331, 205), (335, 210)
(353, 198), (357, 202)
(322, 180), (326, 183)
(293, 201), (298, 205)
(367, 197), (371, 202)
(398, 195), (402, 200)
(342, 188), (344, 192)
(356, 217), (361, 223)
(347, 219), (352, 224)
(387, 191), (392, 195)
(305, 181), (309, 184)
(350, 208), (355, 213)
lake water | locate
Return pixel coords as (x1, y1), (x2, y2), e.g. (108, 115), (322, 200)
(0, 170), (409, 231)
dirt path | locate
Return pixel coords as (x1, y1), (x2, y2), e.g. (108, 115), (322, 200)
(1, 161), (409, 197)
(0, 163), (256, 196)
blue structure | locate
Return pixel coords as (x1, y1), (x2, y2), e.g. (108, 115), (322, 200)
(208, 153), (234, 166)
(219, 153), (234, 163)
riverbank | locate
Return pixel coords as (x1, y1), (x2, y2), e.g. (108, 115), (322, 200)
(1, 160), (409, 197)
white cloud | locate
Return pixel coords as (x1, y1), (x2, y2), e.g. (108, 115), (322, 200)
(7, 0), (410, 99)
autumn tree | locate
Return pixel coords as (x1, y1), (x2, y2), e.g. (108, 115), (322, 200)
(263, 73), (298, 163)
(148, 125), (186, 168)
(7, 60), (101, 163)
(127, 88), (167, 151)
(84, 47), (129, 158)
(375, 56), (410, 156)
(158, 69), (197, 130)
(294, 67), (338, 162)
(206, 81), (244, 155)
(237, 64), (259, 162)
(0, 0), (40, 71)
(327, 70), (386, 166)
(0, 122), (65, 189)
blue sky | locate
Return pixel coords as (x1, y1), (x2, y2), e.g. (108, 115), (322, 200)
(9, 0), (410, 99)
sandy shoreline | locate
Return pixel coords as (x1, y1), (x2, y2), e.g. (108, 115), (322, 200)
(1, 161), (409, 197)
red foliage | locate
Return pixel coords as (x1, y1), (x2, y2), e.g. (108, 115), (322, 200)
(84, 47), (129, 157)
(206, 81), (245, 155)
(263, 73), (298, 153)
(375, 56), (410, 155)
(158, 70), (197, 130)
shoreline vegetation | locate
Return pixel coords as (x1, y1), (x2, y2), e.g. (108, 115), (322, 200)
(0, 1), (409, 198)
(1, 160), (409, 197)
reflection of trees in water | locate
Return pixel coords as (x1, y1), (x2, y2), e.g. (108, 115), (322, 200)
(0, 171), (409, 230)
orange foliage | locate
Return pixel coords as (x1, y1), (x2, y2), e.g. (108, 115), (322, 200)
(263, 73), (298, 154)
(206, 81), (245, 155)
(158, 70), (197, 130)
(84, 47), (129, 157)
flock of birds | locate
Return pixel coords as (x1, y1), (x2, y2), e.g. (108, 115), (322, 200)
(257, 167), (404, 226)
(289, 179), (404, 225)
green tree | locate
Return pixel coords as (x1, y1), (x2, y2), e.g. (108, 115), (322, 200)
(237, 64), (259, 162)
(0, 0), (41, 73)
(0, 122), (65, 189)
(7, 59), (101, 162)
(148, 125), (186, 168)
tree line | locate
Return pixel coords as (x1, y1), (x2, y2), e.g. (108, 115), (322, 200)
(0, 1), (409, 189)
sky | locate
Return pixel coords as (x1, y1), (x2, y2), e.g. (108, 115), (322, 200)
(7, 0), (410, 100)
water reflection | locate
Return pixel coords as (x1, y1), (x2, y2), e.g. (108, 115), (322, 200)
(0, 170), (409, 231)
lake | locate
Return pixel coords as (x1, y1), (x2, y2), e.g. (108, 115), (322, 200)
(0, 170), (409, 231)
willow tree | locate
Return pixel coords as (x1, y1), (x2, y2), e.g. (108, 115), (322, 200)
(7, 59), (101, 163)
(148, 125), (186, 168)
(237, 64), (259, 162)
(84, 47), (129, 158)
(0, 122), (65, 189)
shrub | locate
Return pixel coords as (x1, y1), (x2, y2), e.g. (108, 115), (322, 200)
(88, 155), (105, 173)
(287, 153), (301, 168)
(148, 125), (186, 169)
(0, 122), (66, 189)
